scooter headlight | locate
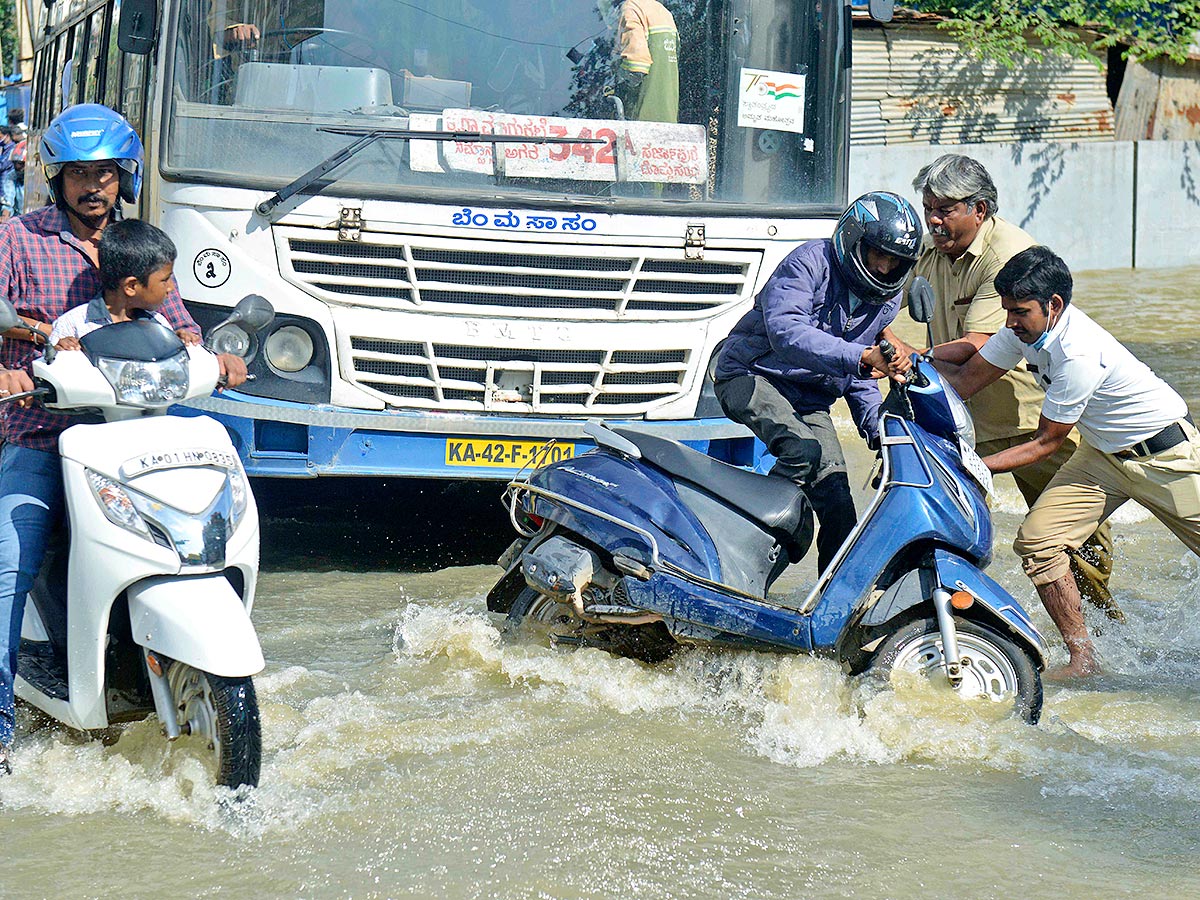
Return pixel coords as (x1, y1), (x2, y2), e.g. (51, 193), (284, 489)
(86, 469), (151, 538)
(944, 382), (977, 449)
(97, 349), (190, 407)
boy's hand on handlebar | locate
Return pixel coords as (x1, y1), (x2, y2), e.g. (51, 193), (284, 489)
(216, 354), (249, 390)
(54, 336), (81, 352)
(0, 367), (35, 406)
(175, 329), (202, 346)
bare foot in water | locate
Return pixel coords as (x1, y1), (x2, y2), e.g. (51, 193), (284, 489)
(1045, 654), (1101, 680)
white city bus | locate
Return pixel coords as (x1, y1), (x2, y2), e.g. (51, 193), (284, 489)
(26, 0), (881, 479)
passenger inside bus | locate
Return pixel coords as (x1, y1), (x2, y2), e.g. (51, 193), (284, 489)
(608, 0), (680, 124)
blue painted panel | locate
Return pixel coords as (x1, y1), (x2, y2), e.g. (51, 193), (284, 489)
(624, 573), (812, 651)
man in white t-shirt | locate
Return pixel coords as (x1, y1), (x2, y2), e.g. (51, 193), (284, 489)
(937, 246), (1200, 677)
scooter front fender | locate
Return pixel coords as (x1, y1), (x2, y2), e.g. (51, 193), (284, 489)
(127, 574), (265, 677)
(932, 549), (1048, 668)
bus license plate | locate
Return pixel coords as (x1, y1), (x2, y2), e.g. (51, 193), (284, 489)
(445, 438), (575, 468)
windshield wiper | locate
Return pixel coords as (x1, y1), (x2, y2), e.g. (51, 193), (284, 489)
(255, 127), (601, 221)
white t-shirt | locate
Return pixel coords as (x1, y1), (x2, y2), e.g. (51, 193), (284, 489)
(979, 304), (1188, 454)
(50, 295), (173, 345)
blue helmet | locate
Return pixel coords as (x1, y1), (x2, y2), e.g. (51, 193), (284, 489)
(41, 104), (144, 204)
(832, 191), (922, 303)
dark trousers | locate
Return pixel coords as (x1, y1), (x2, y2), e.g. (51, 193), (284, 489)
(716, 374), (857, 574)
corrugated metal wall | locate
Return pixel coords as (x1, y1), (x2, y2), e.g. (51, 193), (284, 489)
(852, 25), (1115, 145)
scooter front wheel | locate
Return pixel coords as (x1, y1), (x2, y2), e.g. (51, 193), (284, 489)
(870, 617), (1043, 724)
(168, 663), (262, 788)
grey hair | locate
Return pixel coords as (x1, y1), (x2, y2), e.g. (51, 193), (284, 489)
(912, 154), (999, 218)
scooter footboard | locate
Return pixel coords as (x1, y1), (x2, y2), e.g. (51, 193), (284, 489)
(932, 549), (1048, 667)
(127, 574), (265, 678)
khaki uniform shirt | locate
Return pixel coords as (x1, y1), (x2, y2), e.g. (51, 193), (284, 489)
(913, 216), (1043, 443)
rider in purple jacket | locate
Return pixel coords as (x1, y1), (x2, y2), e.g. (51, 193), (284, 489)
(715, 192), (922, 574)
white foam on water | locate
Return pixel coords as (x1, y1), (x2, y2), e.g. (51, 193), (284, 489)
(390, 598), (1200, 817)
(6, 579), (1199, 835)
(0, 668), (365, 836)
(394, 601), (714, 715)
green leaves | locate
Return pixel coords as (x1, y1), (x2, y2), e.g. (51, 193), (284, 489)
(906, 1), (1200, 65)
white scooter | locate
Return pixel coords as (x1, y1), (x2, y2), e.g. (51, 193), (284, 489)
(3, 295), (274, 789)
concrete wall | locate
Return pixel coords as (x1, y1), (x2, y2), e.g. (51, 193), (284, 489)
(1133, 141), (1200, 269)
(848, 141), (1200, 272)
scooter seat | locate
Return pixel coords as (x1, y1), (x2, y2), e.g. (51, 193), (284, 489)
(611, 428), (810, 534)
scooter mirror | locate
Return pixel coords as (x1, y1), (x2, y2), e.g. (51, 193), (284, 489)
(208, 295), (276, 345)
(230, 294), (276, 333)
(0, 298), (20, 333)
(908, 276), (936, 324)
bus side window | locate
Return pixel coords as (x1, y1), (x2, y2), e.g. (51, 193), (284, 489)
(50, 30), (71, 118)
(105, 1), (125, 110)
(33, 47), (51, 127)
(83, 8), (109, 104)
(121, 52), (149, 138)
(70, 17), (90, 105)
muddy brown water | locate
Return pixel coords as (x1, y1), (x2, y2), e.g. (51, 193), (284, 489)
(3, 269), (1200, 899)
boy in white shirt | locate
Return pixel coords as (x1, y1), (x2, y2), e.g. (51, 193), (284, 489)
(50, 219), (201, 350)
(938, 246), (1200, 677)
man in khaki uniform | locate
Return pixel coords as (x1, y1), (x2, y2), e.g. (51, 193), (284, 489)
(885, 155), (1119, 619)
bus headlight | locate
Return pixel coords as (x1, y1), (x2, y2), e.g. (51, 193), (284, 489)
(209, 324), (252, 358)
(265, 326), (315, 373)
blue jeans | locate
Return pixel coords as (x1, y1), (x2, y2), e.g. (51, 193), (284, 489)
(0, 171), (15, 217)
(0, 445), (64, 746)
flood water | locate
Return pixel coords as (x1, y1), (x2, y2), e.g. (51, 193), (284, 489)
(4, 268), (1200, 898)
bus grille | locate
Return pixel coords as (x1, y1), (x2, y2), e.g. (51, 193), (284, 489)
(347, 338), (691, 414)
(276, 227), (760, 319)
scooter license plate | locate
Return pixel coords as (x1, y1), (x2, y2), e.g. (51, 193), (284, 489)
(959, 444), (994, 495)
(445, 438), (574, 469)
(121, 447), (239, 477)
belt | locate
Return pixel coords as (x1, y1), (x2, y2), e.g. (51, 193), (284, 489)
(1115, 417), (1193, 459)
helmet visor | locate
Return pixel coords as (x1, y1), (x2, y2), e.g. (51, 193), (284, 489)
(852, 242), (915, 300)
(45, 157), (138, 180)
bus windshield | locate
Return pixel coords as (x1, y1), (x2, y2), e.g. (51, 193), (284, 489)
(166, 0), (847, 212)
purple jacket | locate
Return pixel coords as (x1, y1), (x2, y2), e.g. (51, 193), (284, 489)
(714, 239), (900, 444)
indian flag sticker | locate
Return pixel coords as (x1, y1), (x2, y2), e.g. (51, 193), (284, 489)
(737, 67), (807, 134)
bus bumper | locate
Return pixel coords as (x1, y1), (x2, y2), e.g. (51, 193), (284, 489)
(180, 393), (755, 479)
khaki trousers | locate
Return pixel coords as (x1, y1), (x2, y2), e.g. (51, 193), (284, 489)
(1014, 423), (1200, 585)
(978, 433), (1114, 605)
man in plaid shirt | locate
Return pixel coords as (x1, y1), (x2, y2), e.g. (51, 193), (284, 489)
(0, 105), (246, 775)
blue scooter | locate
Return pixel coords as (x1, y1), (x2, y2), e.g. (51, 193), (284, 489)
(488, 285), (1047, 722)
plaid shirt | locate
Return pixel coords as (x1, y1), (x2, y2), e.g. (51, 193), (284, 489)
(0, 205), (198, 451)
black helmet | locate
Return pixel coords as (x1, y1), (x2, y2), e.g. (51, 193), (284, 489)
(831, 191), (922, 303)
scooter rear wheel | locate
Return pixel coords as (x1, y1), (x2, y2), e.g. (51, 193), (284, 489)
(870, 617), (1043, 724)
(506, 587), (676, 663)
(168, 663), (262, 788)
